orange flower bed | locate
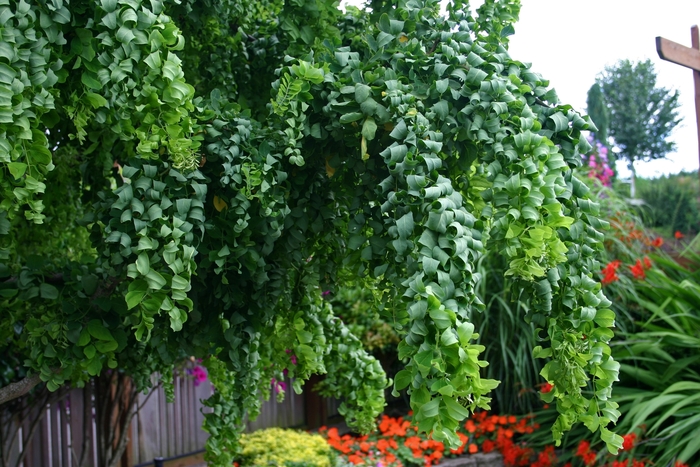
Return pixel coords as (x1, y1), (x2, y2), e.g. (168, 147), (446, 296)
(318, 411), (541, 467)
(317, 410), (688, 467)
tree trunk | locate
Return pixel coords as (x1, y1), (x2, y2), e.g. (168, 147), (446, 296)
(629, 160), (637, 199)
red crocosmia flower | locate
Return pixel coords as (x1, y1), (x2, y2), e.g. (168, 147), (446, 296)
(675, 462), (689, 467)
(622, 432), (637, 451)
(630, 259), (646, 280)
(652, 237), (664, 247)
(583, 451), (596, 466)
(601, 260), (621, 285)
(576, 440), (590, 457)
(643, 256), (652, 270)
(541, 382), (554, 393)
(613, 460), (629, 467)
(675, 231), (684, 239)
(632, 460), (645, 467)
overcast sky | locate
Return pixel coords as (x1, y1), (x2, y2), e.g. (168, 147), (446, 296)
(342, 0), (700, 178)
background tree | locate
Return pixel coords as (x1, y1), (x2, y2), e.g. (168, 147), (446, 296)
(0, 0), (624, 464)
(596, 59), (682, 198)
(586, 82), (609, 143)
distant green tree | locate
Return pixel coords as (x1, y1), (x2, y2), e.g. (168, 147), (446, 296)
(586, 83), (609, 143)
(596, 59), (682, 198)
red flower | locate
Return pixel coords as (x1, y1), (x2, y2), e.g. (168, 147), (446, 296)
(675, 231), (684, 239)
(630, 259), (646, 280)
(575, 440), (590, 457)
(482, 439), (495, 453)
(643, 256), (652, 270)
(613, 460), (629, 467)
(541, 382), (554, 394)
(622, 433), (636, 451)
(582, 451), (596, 466)
(632, 460), (645, 467)
(601, 260), (621, 285)
(651, 237), (664, 247)
(675, 462), (689, 467)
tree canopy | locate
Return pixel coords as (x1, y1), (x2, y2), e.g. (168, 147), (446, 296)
(595, 59), (681, 197)
(0, 0), (624, 463)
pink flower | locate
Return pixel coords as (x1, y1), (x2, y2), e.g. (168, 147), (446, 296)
(188, 365), (208, 386)
(271, 378), (286, 393)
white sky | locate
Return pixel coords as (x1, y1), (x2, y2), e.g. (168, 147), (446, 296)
(341, 0), (700, 178)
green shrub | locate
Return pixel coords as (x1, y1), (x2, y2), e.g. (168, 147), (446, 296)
(328, 286), (400, 355)
(635, 171), (700, 235)
(239, 428), (333, 467)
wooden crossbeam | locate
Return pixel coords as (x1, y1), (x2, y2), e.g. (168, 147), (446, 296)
(656, 26), (700, 179)
(656, 34), (700, 72)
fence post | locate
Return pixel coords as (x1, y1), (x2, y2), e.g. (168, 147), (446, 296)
(154, 457), (164, 467)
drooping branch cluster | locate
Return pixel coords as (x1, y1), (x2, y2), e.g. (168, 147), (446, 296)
(0, 0), (624, 464)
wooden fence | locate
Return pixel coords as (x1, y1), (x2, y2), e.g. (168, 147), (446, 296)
(1, 372), (340, 467)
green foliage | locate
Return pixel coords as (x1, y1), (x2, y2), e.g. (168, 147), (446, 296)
(585, 83), (608, 143)
(0, 0), (627, 463)
(328, 286), (401, 354)
(471, 252), (543, 415)
(595, 59), (681, 197)
(522, 182), (700, 466)
(635, 172), (700, 236)
(239, 427), (334, 467)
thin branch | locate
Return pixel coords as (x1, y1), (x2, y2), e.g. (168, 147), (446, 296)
(136, 380), (163, 412)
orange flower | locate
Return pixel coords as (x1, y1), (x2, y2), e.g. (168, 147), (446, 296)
(468, 443), (478, 454)
(643, 256), (652, 269)
(651, 237), (664, 247)
(675, 231), (684, 239)
(465, 420), (477, 433)
(347, 454), (363, 465)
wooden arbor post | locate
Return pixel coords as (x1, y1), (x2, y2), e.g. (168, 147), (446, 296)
(656, 26), (700, 180)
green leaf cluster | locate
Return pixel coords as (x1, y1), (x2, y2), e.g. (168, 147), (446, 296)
(0, 0), (626, 463)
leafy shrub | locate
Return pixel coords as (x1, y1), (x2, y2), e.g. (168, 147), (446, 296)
(521, 182), (700, 467)
(635, 172), (700, 236)
(239, 428), (334, 467)
(328, 286), (400, 355)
